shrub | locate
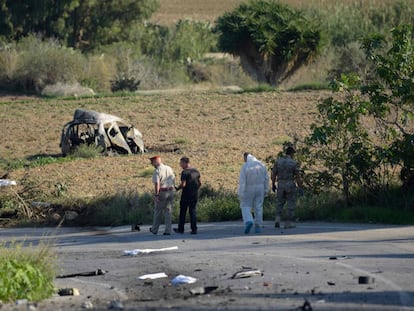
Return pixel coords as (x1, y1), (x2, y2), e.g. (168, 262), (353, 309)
(83, 190), (153, 226)
(71, 144), (103, 159)
(14, 35), (86, 93)
(0, 242), (56, 302)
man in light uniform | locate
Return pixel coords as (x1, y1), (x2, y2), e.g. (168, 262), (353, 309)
(238, 153), (269, 234)
(149, 155), (175, 235)
(271, 146), (303, 229)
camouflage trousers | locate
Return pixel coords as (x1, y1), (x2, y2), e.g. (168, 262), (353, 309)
(275, 181), (297, 220)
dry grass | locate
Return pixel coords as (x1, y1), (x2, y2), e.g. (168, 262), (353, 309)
(152, 0), (398, 25)
(0, 90), (327, 199)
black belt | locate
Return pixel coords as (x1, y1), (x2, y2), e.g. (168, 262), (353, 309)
(160, 187), (174, 192)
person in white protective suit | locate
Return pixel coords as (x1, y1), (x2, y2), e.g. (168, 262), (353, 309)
(238, 153), (269, 234)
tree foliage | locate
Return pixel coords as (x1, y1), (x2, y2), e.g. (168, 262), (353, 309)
(0, 0), (159, 50)
(302, 24), (414, 202)
(215, 0), (321, 85)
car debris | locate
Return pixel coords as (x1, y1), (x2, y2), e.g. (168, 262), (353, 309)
(57, 268), (107, 278)
(123, 246), (178, 256)
(171, 275), (197, 285)
(60, 109), (144, 156)
(299, 299), (313, 311)
(82, 301), (94, 309)
(327, 281), (336, 286)
(358, 276), (375, 284)
(138, 272), (168, 280)
(108, 300), (124, 310)
(189, 286), (218, 296)
(231, 269), (263, 279)
(0, 179), (16, 187)
(58, 288), (80, 296)
(329, 256), (350, 260)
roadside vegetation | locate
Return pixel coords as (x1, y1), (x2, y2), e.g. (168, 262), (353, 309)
(0, 242), (56, 302)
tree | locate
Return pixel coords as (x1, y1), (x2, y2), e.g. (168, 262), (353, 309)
(361, 25), (414, 190)
(0, 0), (159, 50)
(302, 24), (414, 202)
(214, 0), (321, 86)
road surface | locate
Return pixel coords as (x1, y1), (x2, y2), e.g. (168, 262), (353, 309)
(1, 222), (413, 310)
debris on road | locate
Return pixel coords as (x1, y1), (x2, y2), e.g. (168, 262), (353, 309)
(329, 256), (350, 260)
(138, 272), (168, 280)
(299, 299), (313, 310)
(58, 288), (80, 296)
(358, 276), (375, 284)
(231, 269), (263, 279)
(108, 300), (124, 309)
(123, 246), (178, 256)
(327, 281), (336, 286)
(57, 268), (107, 278)
(171, 275), (197, 285)
(189, 286), (218, 296)
(82, 301), (94, 309)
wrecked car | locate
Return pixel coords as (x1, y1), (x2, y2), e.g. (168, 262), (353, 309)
(60, 109), (145, 156)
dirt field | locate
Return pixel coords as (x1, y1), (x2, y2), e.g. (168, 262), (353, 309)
(0, 90), (327, 199)
(152, 0), (397, 25)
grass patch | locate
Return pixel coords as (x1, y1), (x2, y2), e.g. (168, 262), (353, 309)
(174, 137), (189, 145)
(139, 167), (155, 178)
(1, 155), (73, 170)
(271, 136), (292, 146)
(241, 84), (278, 93)
(81, 190), (154, 226)
(0, 241), (56, 302)
(71, 144), (103, 158)
(288, 82), (330, 92)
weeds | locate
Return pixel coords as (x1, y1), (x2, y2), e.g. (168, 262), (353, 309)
(0, 241), (56, 302)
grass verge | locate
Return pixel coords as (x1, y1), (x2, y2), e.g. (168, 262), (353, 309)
(0, 242), (56, 302)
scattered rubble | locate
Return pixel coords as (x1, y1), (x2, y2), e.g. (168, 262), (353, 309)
(231, 269), (263, 279)
(189, 286), (218, 296)
(171, 275), (197, 285)
(123, 246), (178, 256)
(57, 268), (107, 278)
(58, 288), (80, 296)
(138, 272), (168, 280)
(358, 276), (375, 284)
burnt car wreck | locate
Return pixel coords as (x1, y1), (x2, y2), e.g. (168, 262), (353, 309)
(60, 109), (145, 156)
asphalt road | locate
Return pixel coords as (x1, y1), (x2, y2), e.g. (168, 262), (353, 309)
(1, 222), (414, 311)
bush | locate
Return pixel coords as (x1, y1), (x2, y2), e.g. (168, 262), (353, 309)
(0, 242), (56, 302)
(71, 144), (103, 159)
(83, 191), (153, 226)
(13, 35), (86, 93)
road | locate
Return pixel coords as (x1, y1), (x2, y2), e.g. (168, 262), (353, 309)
(1, 222), (414, 310)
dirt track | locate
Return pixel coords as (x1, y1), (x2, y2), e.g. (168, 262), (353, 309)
(1, 221), (413, 310)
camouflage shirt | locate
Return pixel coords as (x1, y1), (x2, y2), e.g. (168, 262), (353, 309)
(272, 156), (299, 182)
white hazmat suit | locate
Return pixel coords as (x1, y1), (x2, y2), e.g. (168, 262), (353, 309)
(238, 154), (269, 232)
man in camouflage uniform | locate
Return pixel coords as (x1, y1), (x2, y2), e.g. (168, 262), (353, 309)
(271, 146), (303, 229)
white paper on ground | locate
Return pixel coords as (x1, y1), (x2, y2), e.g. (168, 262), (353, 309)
(171, 274), (197, 285)
(138, 272), (168, 280)
(123, 246), (178, 256)
(0, 179), (17, 187)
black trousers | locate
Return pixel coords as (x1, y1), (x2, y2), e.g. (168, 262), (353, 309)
(178, 200), (197, 232)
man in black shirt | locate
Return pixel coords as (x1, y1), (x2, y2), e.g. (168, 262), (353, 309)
(174, 157), (201, 234)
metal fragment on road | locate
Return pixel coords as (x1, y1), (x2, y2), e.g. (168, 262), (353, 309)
(358, 276), (375, 284)
(82, 301), (94, 309)
(108, 300), (124, 310)
(58, 288), (80, 296)
(57, 268), (107, 278)
(189, 286), (218, 296)
(138, 272), (168, 280)
(329, 256), (350, 260)
(231, 269), (263, 279)
(327, 281), (336, 286)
